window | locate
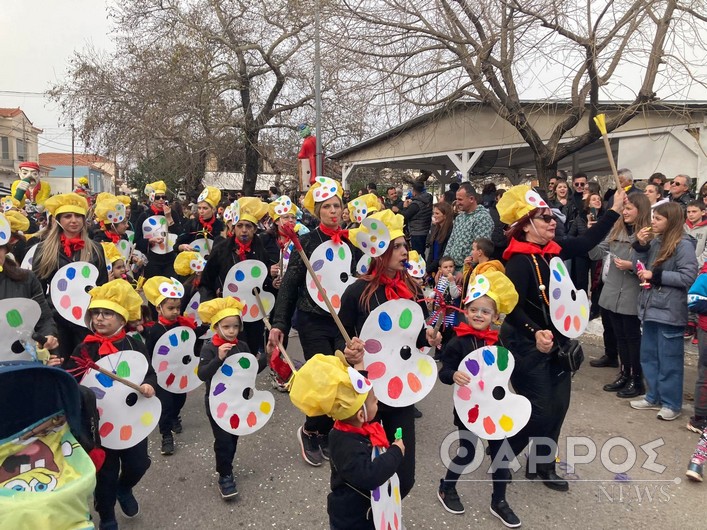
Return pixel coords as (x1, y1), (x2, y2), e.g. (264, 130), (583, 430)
(0, 137), (8, 160)
(16, 138), (26, 161)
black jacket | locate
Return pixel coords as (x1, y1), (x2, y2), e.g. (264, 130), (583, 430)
(197, 339), (251, 397)
(401, 192), (433, 236)
(134, 209), (183, 278)
(175, 217), (225, 254)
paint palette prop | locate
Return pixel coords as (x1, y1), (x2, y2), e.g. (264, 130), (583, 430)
(371, 446), (402, 530)
(50, 262), (99, 328)
(349, 196), (372, 223)
(272, 195), (294, 217)
(307, 241), (355, 313)
(525, 189), (549, 209)
(116, 239), (133, 261)
(142, 216), (175, 254)
(355, 217), (391, 257)
(548, 257), (589, 338)
(126, 230), (135, 244)
(356, 254), (373, 275)
(0, 298), (41, 361)
(223, 260), (275, 322)
(453, 345), (531, 440)
(406, 255), (426, 279)
(80, 350), (161, 450)
(311, 176), (339, 203)
(184, 291), (213, 339)
(152, 326), (203, 393)
(209, 352), (274, 436)
(20, 244), (38, 270)
(191, 237), (213, 258)
(360, 299), (437, 407)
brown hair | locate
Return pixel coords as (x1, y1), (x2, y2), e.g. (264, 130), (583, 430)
(652, 202), (686, 268)
(359, 245), (421, 313)
(431, 202), (453, 243)
(608, 192), (651, 241)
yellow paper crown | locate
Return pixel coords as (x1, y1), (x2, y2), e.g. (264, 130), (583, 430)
(237, 197), (268, 225)
(101, 242), (123, 265)
(44, 193), (89, 218)
(174, 251), (205, 276)
(268, 195), (298, 221)
(289, 353), (371, 420)
(87, 279), (143, 322)
(143, 276), (185, 307)
(198, 297), (245, 329)
(303, 176), (343, 215)
(347, 193), (380, 223)
(145, 181), (167, 197)
(4, 210), (29, 233)
(496, 185), (550, 225)
(463, 270), (519, 315)
(197, 186), (222, 209)
(94, 196), (126, 225)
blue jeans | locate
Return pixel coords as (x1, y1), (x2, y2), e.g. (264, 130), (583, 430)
(640, 321), (684, 411)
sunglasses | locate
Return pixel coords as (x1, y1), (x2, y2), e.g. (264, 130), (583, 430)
(533, 214), (556, 223)
(573, 182), (586, 187)
(154, 195), (166, 200)
(670, 181), (684, 187)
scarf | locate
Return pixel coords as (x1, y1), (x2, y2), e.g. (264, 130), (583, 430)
(502, 237), (562, 261)
(319, 223), (349, 245)
(234, 238), (252, 261)
(453, 322), (499, 345)
(158, 315), (196, 329)
(379, 272), (413, 301)
(101, 226), (121, 244)
(212, 334), (238, 347)
(150, 204), (163, 216)
(198, 215), (215, 235)
(60, 234), (85, 258)
(333, 420), (390, 449)
(83, 329), (127, 356)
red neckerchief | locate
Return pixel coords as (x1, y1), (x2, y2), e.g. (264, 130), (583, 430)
(158, 315), (196, 329)
(379, 272), (413, 300)
(453, 322), (499, 345)
(277, 229), (291, 250)
(502, 237), (562, 261)
(60, 234), (85, 257)
(198, 215), (215, 234)
(212, 335), (238, 347)
(150, 204), (163, 215)
(234, 238), (252, 261)
(333, 420), (390, 449)
(319, 223), (349, 245)
(83, 329), (127, 356)
(101, 226), (121, 244)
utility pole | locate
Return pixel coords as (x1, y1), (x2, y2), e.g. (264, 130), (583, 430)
(314, 0), (323, 177)
(71, 124), (75, 191)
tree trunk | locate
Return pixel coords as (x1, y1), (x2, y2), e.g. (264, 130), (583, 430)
(243, 129), (260, 195)
(535, 158), (556, 190)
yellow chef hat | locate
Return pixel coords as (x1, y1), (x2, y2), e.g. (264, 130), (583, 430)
(144, 181), (167, 198)
(143, 276), (185, 307)
(347, 193), (380, 223)
(197, 186), (222, 209)
(94, 196), (126, 225)
(116, 195), (131, 207)
(87, 279), (143, 322)
(174, 251), (206, 276)
(78, 177), (89, 186)
(101, 242), (123, 265)
(289, 353), (372, 420)
(44, 193), (89, 217)
(268, 195), (299, 221)
(496, 185), (550, 226)
(349, 209), (405, 256)
(198, 297), (245, 330)
(463, 270), (519, 315)
(1, 196), (20, 212)
(303, 176), (343, 215)
(4, 210), (29, 233)
(237, 197), (268, 225)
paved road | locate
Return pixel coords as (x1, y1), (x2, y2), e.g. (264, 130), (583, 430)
(109, 333), (701, 529)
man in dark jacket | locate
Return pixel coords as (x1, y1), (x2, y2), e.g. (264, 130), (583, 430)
(401, 182), (433, 255)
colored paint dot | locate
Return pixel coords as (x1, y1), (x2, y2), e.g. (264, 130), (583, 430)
(66, 267), (76, 280)
(371, 222), (377, 230)
(251, 265), (262, 278)
(221, 364), (233, 376)
(457, 386), (471, 400)
(417, 358), (433, 376)
(229, 414), (240, 430)
(573, 315), (581, 331)
(81, 266), (91, 278)
(227, 283), (238, 293)
(497, 348), (509, 371)
(260, 401), (271, 414)
(72, 306), (83, 320)
(57, 278), (68, 291)
(181, 329), (190, 341)
(557, 262), (566, 275)
(157, 345), (170, 356)
(116, 361), (131, 378)
(6, 309), (22, 328)
(552, 288), (562, 300)
(96, 373), (114, 388)
(483, 416), (496, 435)
(580, 305), (588, 318)
(553, 270), (562, 282)
(120, 425), (133, 441)
(563, 315), (571, 331)
(165, 373), (176, 386)
(367, 362), (387, 379)
(388, 377), (403, 399)
(499, 415), (514, 432)
(149, 218), (157, 225)
(179, 376), (188, 389)
(468, 404), (479, 423)
(378, 241), (385, 249)
(89, 387), (106, 400)
(238, 356), (251, 369)
(140, 412), (153, 426)
(465, 359), (480, 376)
(398, 308), (412, 329)
(325, 248), (334, 261)
(158, 361), (168, 372)
(407, 372), (422, 393)
(364, 339), (382, 353)
(337, 246), (346, 260)
(378, 312), (392, 331)
(249, 304), (259, 318)
(235, 270), (245, 281)
(169, 334), (179, 347)
(555, 305), (565, 320)
(482, 348), (495, 366)
(372, 487), (380, 501)
(312, 259), (324, 271)
(99, 422), (114, 438)
(216, 402), (228, 418)
(472, 291), (480, 299)
(331, 294), (341, 309)
(247, 412), (257, 427)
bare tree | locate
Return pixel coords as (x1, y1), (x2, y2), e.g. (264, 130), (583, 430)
(326, 0), (707, 185)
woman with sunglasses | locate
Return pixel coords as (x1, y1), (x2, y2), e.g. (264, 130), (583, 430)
(495, 185), (625, 492)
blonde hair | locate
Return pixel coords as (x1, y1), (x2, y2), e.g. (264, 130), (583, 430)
(608, 192), (651, 241)
(34, 215), (100, 280)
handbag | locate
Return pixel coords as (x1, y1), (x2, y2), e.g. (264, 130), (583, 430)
(552, 339), (584, 373)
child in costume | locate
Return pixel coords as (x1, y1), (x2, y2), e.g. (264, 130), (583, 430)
(174, 250), (205, 314)
(51, 279), (155, 530)
(101, 242), (130, 282)
(437, 270), (524, 528)
(290, 353), (405, 530)
(143, 276), (196, 455)
(197, 297), (250, 500)
(176, 186), (224, 256)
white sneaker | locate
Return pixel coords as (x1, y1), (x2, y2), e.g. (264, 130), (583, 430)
(630, 398), (660, 410)
(657, 407), (681, 421)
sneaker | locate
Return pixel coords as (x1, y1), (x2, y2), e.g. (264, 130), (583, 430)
(692, 336), (699, 345)
(630, 398), (660, 410)
(437, 479), (465, 514)
(684, 323), (696, 339)
(687, 416), (707, 434)
(317, 433), (330, 461)
(218, 474), (238, 500)
(657, 407), (681, 421)
(98, 520), (118, 530)
(161, 434), (174, 455)
(686, 459), (704, 482)
(490, 499), (522, 528)
(414, 406), (423, 419)
(172, 417), (183, 434)
(297, 426), (322, 467)
(116, 489), (139, 518)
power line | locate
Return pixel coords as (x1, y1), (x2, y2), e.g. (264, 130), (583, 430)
(0, 90), (47, 97)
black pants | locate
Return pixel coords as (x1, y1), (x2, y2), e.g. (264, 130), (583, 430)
(298, 311), (339, 435)
(156, 386), (187, 436)
(571, 255), (591, 292)
(606, 310), (642, 377)
(600, 307), (619, 360)
(377, 403), (415, 499)
(95, 439), (151, 522)
(205, 398), (239, 476)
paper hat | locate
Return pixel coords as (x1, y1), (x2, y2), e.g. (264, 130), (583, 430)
(237, 197), (268, 225)
(197, 186), (221, 209)
(350, 209), (404, 248)
(101, 242), (124, 265)
(143, 276), (185, 307)
(44, 192), (89, 217)
(87, 279), (143, 322)
(406, 250), (426, 279)
(94, 196), (126, 224)
(198, 297), (245, 329)
(144, 181), (167, 198)
(496, 185), (549, 226)
(347, 193), (380, 223)
(18, 161), (40, 171)
(78, 177), (89, 186)
(463, 270), (519, 315)
(268, 195), (298, 221)
(116, 195), (131, 206)
(303, 176), (343, 215)
(174, 251), (206, 276)
(1, 196), (20, 212)
(4, 210), (29, 233)
(289, 353), (372, 420)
